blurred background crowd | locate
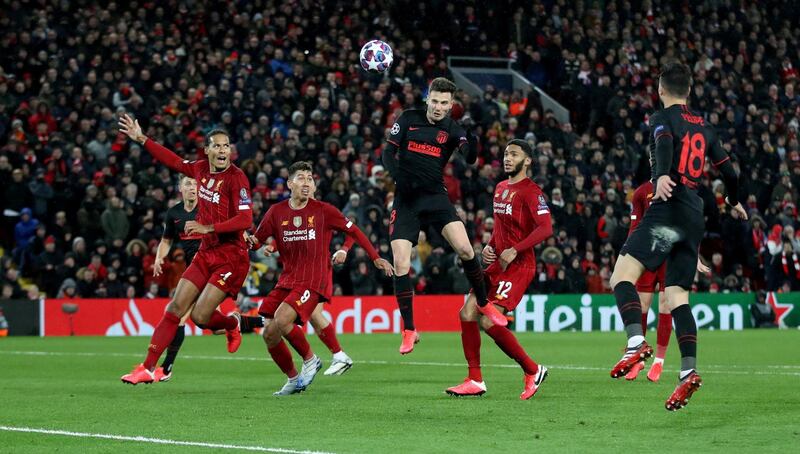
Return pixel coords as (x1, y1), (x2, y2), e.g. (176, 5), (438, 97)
(1, 0), (799, 302)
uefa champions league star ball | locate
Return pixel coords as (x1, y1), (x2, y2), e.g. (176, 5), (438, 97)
(359, 40), (393, 73)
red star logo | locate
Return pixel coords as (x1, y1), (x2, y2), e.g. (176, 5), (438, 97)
(766, 292), (794, 325)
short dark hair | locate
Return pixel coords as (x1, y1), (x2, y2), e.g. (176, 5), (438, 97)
(429, 77), (457, 95)
(506, 139), (533, 157)
(205, 128), (229, 147)
(659, 61), (692, 98)
(288, 161), (313, 179)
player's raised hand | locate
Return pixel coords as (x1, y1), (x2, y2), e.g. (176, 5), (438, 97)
(498, 247), (518, 271)
(331, 249), (348, 265)
(153, 256), (165, 277)
(117, 114), (146, 144)
(482, 245), (497, 264)
(654, 175), (676, 201)
(374, 258), (395, 277)
(727, 198), (748, 220)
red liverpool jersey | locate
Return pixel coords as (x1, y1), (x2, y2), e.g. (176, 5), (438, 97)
(255, 199), (368, 299)
(629, 181), (654, 234)
(144, 140), (252, 250)
(490, 178), (551, 268)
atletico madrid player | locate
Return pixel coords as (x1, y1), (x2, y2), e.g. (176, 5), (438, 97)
(382, 77), (504, 355)
(250, 161), (394, 395)
(446, 139), (552, 400)
(118, 114), (253, 385)
(608, 62), (747, 410)
(624, 181), (710, 382)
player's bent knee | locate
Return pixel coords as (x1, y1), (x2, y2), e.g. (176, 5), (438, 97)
(190, 312), (209, 327)
(459, 298), (479, 321)
(165, 300), (187, 316)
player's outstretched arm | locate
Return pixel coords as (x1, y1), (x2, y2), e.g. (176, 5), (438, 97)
(118, 114), (195, 176)
(326, 204), (393, 276)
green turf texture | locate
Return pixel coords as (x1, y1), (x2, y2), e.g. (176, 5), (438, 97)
(1, 330), (798, 453)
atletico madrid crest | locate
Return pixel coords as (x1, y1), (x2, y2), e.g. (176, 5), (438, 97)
(436, 130), (448, 144)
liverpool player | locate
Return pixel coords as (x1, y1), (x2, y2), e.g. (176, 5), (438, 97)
(241, 238), (357, 376)
(151, 175), (201, 382)
(607, 62), (747, 410)
(118, 114), (252, 385)
(446, 140), (552, 399)
(383, 77), (504, 355)
(251, 161), (393, 395)
(623, 180), (711, 382)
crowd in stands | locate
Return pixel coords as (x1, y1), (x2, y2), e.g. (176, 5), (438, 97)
(1, 0), (799, 301)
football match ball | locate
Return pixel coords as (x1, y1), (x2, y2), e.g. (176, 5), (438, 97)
(359, 39), (393, 73)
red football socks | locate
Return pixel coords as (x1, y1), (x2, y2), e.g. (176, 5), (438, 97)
(268, 340), (298, 377)
(486, 325), (538, 375)
(205, 310), (238, 331)
(285, 325), (312, 361)
(460, 320), (482, 382)
(656, 313), (673, 359)
(317, 324), (342, 354)
(143, 311), (181, 370)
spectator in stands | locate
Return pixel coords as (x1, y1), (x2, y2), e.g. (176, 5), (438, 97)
(750, 291), (778, 328)
(1, 0), (799, 299)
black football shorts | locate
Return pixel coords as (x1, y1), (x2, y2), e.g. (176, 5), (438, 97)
(389, 192), (461, 246)
(620, 199), (704, 290)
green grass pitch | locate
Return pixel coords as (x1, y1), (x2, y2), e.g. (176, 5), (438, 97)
(1, 330), (799, 453)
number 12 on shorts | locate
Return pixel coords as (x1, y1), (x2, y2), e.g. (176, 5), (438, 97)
(496, 281), (512, 299)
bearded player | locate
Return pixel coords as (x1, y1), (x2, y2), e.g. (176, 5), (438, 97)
(250, 161), (393, 395)
(446, 139), (552, 400)
(118, 114), (252, 385)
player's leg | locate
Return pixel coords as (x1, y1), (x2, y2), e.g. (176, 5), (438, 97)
(258, 289), (301, 395)
(156, 306), (193, 382)
(445, 294), (486, 396)
(625, 287), (653, 381)
(310, 305), (352, 376)
(648, 286), (672, 382)
(440, 221), (505, 327)
(190, 252), (249, 353)
(121, 278), (199, 384)
(608, 252), (653, 378)
(274, 295), (322, 391)
(663, 285), (701, 410)
(391, 238), (420, 354)
(263, 305), (302, 395)
(191, 284), (241, 353)
(662, 235), (703, 410)
(480, 305), (546, 400)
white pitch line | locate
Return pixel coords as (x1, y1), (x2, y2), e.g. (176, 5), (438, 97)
(2, 349), (800, 376)
(0, 425), (333, 453)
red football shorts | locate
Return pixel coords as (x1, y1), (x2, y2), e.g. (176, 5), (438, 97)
(636, 262), (667, 293)
(182, 245), (249, 297)
(482, 261), (536, 312)
(258, 287), (324, 323)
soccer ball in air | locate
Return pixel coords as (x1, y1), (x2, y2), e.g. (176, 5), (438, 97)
(359, 40), (393, 73)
